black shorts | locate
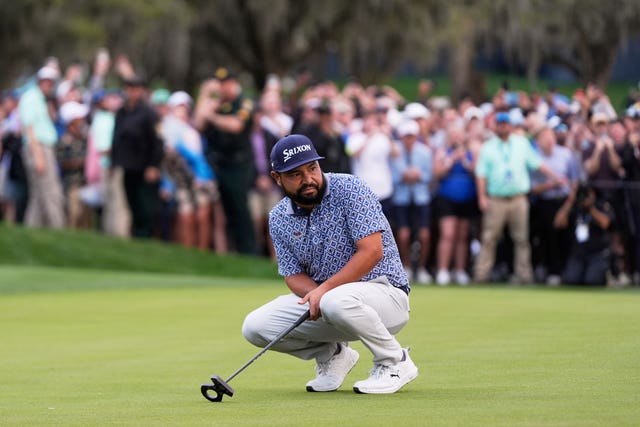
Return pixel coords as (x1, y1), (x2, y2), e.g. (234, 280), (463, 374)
(394, 203), (431, 229)
(435, 196), (478, 219)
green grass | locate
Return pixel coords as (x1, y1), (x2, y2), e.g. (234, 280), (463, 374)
(0, 224), (279, 280)
(386, 74), (634, 113)
(1, 261), (639, 426)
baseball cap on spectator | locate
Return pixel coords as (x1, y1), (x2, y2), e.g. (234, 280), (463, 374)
(463, 106), (485, 122)
(37, 66), (60, 81)
(590, 112), (609, 125)
(397, 120), (420, 137)
(122, 75), (147, 87)
(430, 96), (450, 111)
(547, 115), (562, 130)
(56, 80), (75, 101)
(59, 101), (89, 124)
(403, 102), (430, 120)
(150, 88), (170, 105)
(625, 103), (640, 119)
(480, 102), (494, 116)
(167, 91), (192, 108)
(214, 67), (238, 82)
(509, 108), (525, 127)
(270, 134), (324, 173)
(495, 111), (511, 124)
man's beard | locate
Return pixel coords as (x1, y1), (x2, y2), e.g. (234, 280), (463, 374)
(285, 177), (326, 206)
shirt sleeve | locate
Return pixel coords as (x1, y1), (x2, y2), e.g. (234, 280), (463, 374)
(524, 139), (543, 171)
(341, 176), (387, 242)
(269, 209), (305, 278)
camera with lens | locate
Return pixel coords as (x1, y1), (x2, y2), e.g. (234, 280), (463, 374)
(575, 183), (594, 211)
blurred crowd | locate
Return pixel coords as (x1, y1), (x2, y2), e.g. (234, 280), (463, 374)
(2, 51), (640, 287)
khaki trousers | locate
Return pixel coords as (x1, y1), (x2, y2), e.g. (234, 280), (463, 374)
(473, 195), (533, 282)
(102, 167), (131, 238)
(22, 144), (65, 229)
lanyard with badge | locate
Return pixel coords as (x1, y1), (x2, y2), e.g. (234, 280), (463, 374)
(575, 213), (590, 243)
(500, 141), (513, 184)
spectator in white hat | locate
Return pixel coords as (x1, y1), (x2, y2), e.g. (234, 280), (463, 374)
(403, 102), (431, 146)
(390, 120), (434, 284)
(56, 101), (90, 228)
(18, 65), (66, 228)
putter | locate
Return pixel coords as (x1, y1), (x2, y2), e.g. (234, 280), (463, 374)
(201, 309), (311, 403)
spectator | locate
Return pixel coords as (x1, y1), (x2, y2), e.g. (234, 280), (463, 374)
(390, 120), (434, 284)
(622, 105), (640, 284)
(259, 90), (293, 138)
(195, 68), (257, 254)
(91, 90), (130, 237)
(56, 101), (90, 228)
(433, 124), (478, 286)
(529, 127), (580, 285)
(402, 102), (431, 146)
(111, 75), (163, 238)
(19, 66), (66, 229)
(248, 105), (281, 258)
(302, 103), (351, 173)
(345, 109), (397, 220)
(562, 185), (614, 286)
(1, 91), (26, 224)
(162, 91), (222, 251)
(473, 112), (567, 283)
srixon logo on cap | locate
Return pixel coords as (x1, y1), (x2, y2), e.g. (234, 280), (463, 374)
(283, 144), (312, 163)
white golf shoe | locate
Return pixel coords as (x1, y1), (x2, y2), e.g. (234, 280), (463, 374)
(353, 348), (418, 394)
(306, 343), (359, 392)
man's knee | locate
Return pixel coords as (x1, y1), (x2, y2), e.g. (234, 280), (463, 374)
(241, 310), (269, 348)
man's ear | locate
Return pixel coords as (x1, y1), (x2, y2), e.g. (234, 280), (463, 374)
(270, 171), (281, 186)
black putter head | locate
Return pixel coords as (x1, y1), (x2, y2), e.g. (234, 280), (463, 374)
(201, 375), (234, 402)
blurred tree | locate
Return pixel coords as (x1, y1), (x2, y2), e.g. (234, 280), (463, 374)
(2, 0), (639, 97)
(187, 0), (354, 90)
(491, 0), (640, 88)
(337, 0), (441, 85)
(0, 0), (193, 89)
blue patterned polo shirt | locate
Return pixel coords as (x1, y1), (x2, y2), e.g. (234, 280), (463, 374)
(269, 173), (410, 294)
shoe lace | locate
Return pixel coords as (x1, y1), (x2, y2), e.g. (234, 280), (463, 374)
(316, 359), (331, 376)
(369, 364), (392, 379)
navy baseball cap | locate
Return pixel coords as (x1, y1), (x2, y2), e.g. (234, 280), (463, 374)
(270, 134), (324, 173)
(495, 111), (511, 124)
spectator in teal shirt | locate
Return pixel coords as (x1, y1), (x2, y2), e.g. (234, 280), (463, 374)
(473, 112), (566, 283)
(18, 66), (65, 228)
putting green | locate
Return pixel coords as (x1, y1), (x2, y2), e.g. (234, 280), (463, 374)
(1, 265), (638, 426)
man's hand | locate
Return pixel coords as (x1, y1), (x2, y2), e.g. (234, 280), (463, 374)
(553, 209), (569, 229)
(144, 166), (160, 183)
(298, 285), (328, 321)
(478, 193), (489, 212)
(33, 149), (46, 175)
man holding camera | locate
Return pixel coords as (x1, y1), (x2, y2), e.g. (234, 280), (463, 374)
(562, 185), (614, 286)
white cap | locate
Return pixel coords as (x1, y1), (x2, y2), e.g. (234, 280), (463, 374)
(59, 101), (89, 124)
(547, 115), (562, 129)
(509, 108), (525, 126)
(167, 91), (193, 108)
(403, 102), (430, 120)
(463, 106), (485, 122)
(397, 120), (420, 137)
(37, 66), (60, 81)
(56, 80), (74, 100)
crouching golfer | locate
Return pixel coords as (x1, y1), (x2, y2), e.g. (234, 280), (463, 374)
(242, 134), (418, 394)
